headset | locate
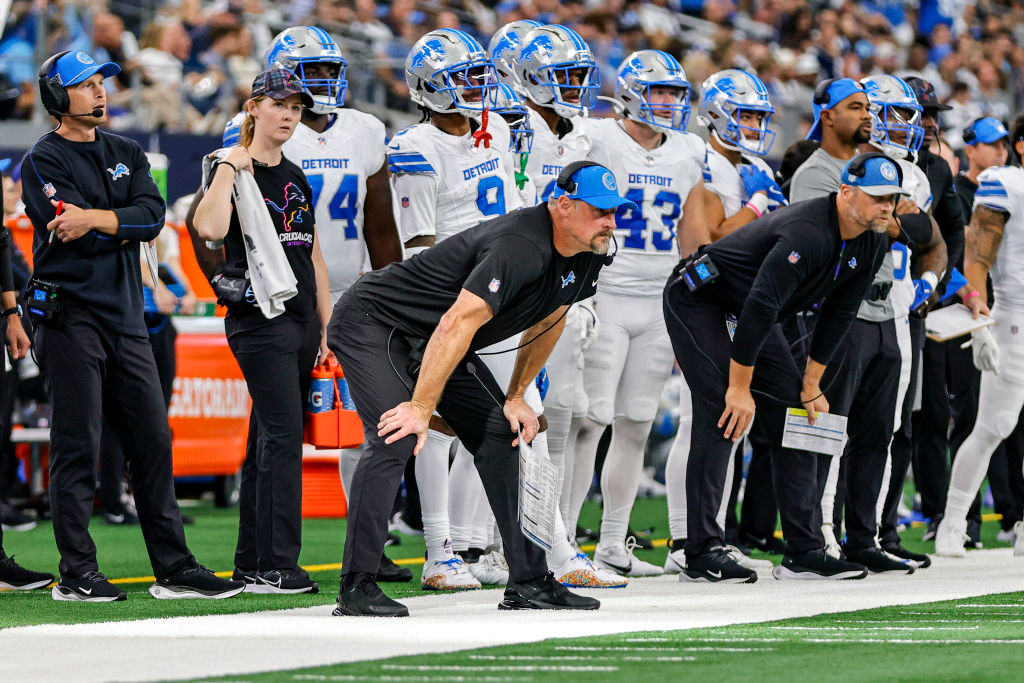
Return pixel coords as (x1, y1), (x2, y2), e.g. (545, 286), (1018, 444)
(812, 78), (838, 106)
(962, 119), (980, 145)
(37, 51), (104, 119)
(554, 160), (618, 267)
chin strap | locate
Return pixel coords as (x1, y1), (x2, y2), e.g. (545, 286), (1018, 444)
(472, 108), (492, 148)
(515, 152), (530, 190)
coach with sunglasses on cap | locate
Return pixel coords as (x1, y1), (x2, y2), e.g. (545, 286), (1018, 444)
(20, 51), (243, 602)
(663, 153), (899, 583)
(328, 161), (633, 617)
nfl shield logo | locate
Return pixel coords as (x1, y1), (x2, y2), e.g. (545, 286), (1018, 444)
(557, 144), (565, 157)
(1012, 325), (1019, 335)
(488, 278), (501, 293)
(401, 196), (409, 208)
(788, 251), (800, 264)
(43, 183), (56, 198)
(317, 137), (327, 147)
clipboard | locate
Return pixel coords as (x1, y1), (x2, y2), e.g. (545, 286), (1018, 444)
(925, 303), (996, 342)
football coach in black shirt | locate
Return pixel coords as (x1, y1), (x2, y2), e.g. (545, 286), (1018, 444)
(328, 161), (634, 617)
(663, 153), (901, 583)
(20, 51), (243, 601)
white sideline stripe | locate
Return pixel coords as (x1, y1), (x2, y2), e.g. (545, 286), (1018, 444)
(770, 625), (979, 631)
(955, 603), (1024, 608)
(2, 549), (1023, 683)
(382, 665), (619, 672)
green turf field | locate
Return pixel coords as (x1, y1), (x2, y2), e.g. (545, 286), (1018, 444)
(182, 589), (1024, 683)
(0, 494), (1016, 629)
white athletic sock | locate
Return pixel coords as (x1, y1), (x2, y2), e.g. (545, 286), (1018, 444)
(337, 448), (362, 498)
(448, 444), (483, 552)
(944, 486), (975, 524)
(599, 417), (653, 548)
(821, 454), (842, 526)
(561, 416), (585, 523)
(665, 415), (690, 541)
(418, 429), (454, 558)
(566, 417), (603, 533)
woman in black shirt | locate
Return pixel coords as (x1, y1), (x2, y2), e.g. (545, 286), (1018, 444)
(193, 69), (331, 594)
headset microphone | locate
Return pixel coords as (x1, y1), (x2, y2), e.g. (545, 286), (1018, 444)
(65, 108), (104, 118)
(603, 233), (618, 266)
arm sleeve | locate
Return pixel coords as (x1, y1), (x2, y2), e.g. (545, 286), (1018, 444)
(113, 146), (166, 242)
(731, 229), (822, 365)
(391, 170), (439, 244)
(21, 148), (122, 255)
(462, 235), (544, 315)
(809, 238), (887, 365)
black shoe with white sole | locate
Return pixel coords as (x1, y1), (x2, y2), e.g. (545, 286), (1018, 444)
(738, 530), (788, 555)
(844, 547), (915, 574)
(254, 567), (319, 594)
(0, 554), (54, 590)
(772, 550), (868, 580)
(881, 543), (931, 568)
(232, 567), (258, 591)
(377, 554), (413, 582)
(334, 574), (409, 617)
(52, 571), (127, 602)
(150, 562), (245, 599)
(922, 515), (942, 542)
(681, 547), (757, 583)
(499, 572), (600, 610)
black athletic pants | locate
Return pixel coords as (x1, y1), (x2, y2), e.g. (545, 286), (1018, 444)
(328, 294), (547, 583)
(37, 306), (192, 579)
(663, 281), (829, 558)
(821, 317), (903, 551)
(228, 312), (319, 572)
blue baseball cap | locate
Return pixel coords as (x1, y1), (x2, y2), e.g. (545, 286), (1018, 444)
(964, 117), (1009, 146)
(807, 78), (868, 142)
(841, 153), (910, 197)
(550, 164), (638, 211)
(47, 50), (120, 87)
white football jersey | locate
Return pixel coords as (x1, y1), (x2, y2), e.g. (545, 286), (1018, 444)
(703, 145), (775, 217)
(586, 119), (704, 298)
(974, 165), (1024, 306)
(523, 107), (591, 205)
(283, 109), (386, 297)
(388, 115), (517, 244)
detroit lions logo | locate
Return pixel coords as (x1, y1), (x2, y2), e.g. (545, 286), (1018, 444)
(265, 182), (310, 231)
(715, 76), (739, 97)
(107, 163), (130, 181)
(266, 34), (297, 67)
(560, 271), (575, 288)
(410, 39), (447, 71)
(491, 32), (522, 62)
(519, 34), (554, 64)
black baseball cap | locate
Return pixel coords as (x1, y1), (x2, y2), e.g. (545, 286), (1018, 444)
(251, 68), (314, 109)
(904, 76), (952, 112)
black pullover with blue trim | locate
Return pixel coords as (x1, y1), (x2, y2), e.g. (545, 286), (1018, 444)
(21, 130), (165, 336)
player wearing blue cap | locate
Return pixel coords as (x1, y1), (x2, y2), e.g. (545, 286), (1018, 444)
(327, 161), (633, 616)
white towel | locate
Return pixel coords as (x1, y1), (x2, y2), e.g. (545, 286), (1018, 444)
(202, 149), (297, 318)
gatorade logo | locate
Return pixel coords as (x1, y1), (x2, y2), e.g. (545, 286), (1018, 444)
(169, 378), (250, 418)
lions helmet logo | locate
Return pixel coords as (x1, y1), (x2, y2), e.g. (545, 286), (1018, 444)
(519, 34), (554, 64)
(266, 34), (297, 68)
(410, 39), (447, 71)
(107, 163), (130, 181)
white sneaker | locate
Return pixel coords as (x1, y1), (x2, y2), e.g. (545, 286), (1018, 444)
(822, 523), (842, 559)
(1013, 521), (1024, 557)
(421, 555), (482, 591)
(554, 551), (628, 588)
(664, 548), (686, 573)
(996, 528), (1015, 544)
(593, 542), (664, 577)
(468, 551), (509, 585)
(934, 517), (968, 557)
(725, 544), (773, 570)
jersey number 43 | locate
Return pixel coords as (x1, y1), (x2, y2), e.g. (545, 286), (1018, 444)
(617, 188), (681, 251)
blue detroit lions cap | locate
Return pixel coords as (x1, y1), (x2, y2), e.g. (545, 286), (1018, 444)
(550, 164), (638, 211)
(49, 51), (120, 87)
(964, 117), (1009, 146)
(841, 154), (910, 197)
(806, 78), (868, 142)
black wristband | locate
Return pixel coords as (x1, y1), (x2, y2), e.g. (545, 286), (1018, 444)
(217, 160), (240, 175)
(3, 305), (22, 318)
(800, 391), (824, 405)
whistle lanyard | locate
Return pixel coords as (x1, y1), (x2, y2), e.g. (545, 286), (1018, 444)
(834, 240), (847, 280)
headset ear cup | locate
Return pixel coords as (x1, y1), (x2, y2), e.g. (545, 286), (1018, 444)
(37, 51), (71, 116)
(556, 160), (602, 193)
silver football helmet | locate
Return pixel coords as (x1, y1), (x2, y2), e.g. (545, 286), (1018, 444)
(492, 83), (533, 154)
(516, 24), (599, 118)
(615, 50), (690, 131)
(699, 69), (776, 156)
(488, 20), (542, 97)
(406, 29), (497, 115)
(860, 74), (925, 160)
(222, 111), (245, 147)
(266, 26), (347, 114)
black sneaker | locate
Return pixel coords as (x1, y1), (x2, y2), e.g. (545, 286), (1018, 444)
(52, 571), (127, 602)
(739, 530), (788, 555)
(772, 550), (868, 581)
(844, 546), (915, 575)
(150, 562), (245, 599)
(254, 567), (319, 594)
(965, 518), (984, 549)
(334, 575), (409, 617)
(575, 524), (597, 543)
(384, 532), (401, 547)
(0, 554), (54, 590)
(681, 547), (757, 583)
(377, 554), (413, 583)
(101, 509), (140, 525)
(922, 515), (942, 542)
(499, 572), (600, 610)
(881, 543), (932, 568)
(232, 567), (258, 591)
(1, 503), (38, 532)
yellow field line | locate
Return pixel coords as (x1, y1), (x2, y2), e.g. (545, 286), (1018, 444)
(108, 513), (1006, 586)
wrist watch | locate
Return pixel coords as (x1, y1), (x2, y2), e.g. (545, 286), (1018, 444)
(3, 304), (23, 319)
